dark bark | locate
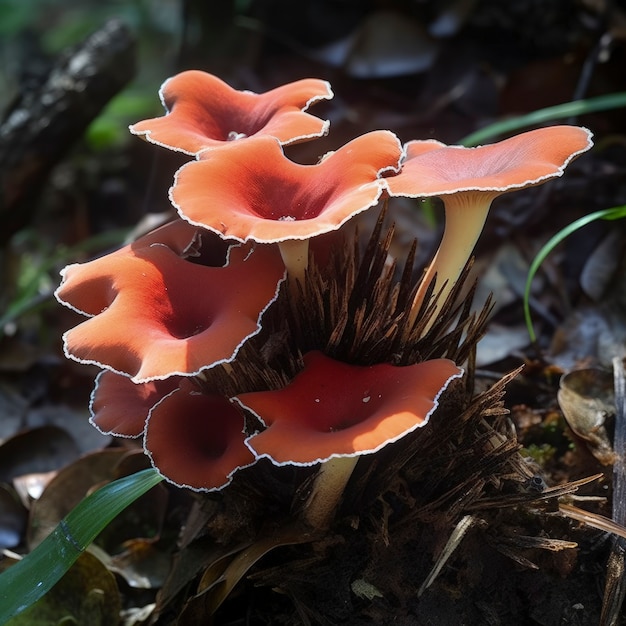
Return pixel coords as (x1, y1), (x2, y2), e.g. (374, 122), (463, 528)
(0, 18), (136, 243)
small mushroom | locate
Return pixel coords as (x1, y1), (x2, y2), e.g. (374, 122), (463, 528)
(89, 370), (180, 437)
(170, 131), (402, 283)
(57, 242), (285, 382)
(130, 70), (333, 156)
(145, 381), (256, 491)
(385, 126), (593, 324)
(235, 350), (462, 527)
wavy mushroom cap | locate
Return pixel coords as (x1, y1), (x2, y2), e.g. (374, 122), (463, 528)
(58, 242), (285, 382)
(90, 370), (180, 437)
(55, 219), (200, 317)
(386, 125), (593, 198)
(235, 351), (463, 466)
(145, 383), (256, 491)
(170, 131), (402, 243)
(130, 70), (333, 155)
(383, 126), (593, 322)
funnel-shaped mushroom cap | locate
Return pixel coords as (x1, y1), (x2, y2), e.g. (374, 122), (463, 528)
(59, 242), (285, 382)
(384, 126), (593, 320)
(170, 131), (402, 243)
(386, 126), (593, 198)
(145, 383), (256, 491)
(55, 219), (200, 317)
(236, 351), (463, 466)
(130, 71), (333, 155)
(90, 370), (180, 437)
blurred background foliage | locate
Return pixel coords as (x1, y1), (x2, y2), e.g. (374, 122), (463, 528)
(0, 0), (182, 150)
(0, 0), (623, 434)
(1, 2), (626, 623)
(1, 0), (624, 350)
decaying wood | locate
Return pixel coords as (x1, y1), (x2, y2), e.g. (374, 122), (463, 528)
(0, 19), (135, 243)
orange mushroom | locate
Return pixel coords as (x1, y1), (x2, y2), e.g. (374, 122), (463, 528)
(57, 241), (285, 383)
(145, 381), (256, 491)
(130, 70), (333, 156)
(237, 350), (462, 463)
(89, 370), (180, 437)
(170, 131), (402, 283)
(385, 126), (593, 325)
(55, 218), (200, 317)
(235, 350), (462, 527)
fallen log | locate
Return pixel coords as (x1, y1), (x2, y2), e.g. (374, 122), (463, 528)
(0, 18), (136, 243)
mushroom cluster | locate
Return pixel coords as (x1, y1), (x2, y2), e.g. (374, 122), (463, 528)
(56, 70), (592, 529)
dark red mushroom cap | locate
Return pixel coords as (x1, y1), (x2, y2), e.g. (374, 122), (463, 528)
(89, 370), (180, 437)
(130, 70), (333, 155)
(235, 351), (463, 466)
(145, 382), (256, 491)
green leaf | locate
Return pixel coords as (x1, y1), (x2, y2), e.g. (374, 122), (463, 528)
(0, 468), (163, 623)
(523, 205), (626, 342)
(86, 92), (158, 150)
(460, 92), (626, 146)
(5, 552), (121, 626)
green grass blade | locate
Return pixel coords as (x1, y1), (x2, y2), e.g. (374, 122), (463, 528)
(523, 205), (626, 342)
(0, 468), (163, 623)
(461, 92), (626, 146)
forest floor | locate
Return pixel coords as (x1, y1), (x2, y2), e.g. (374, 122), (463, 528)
(1, 1), (626, 624)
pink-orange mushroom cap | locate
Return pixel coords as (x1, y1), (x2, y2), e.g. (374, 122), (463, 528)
(145, 381), (256, 491)
(55, 219), (200, 317)
(170, 130), (402, 285)
(385, 126), (593, 319)
(235, 350), (463, 466)
(170, 131), (403, 243)
(90, 370), (180, 437)
(129, 70), (333, 155)
(57, 242), (285, 383)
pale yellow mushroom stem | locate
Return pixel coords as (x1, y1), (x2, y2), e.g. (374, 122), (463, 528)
(408, 192), (496, 331)
(303, 455), (359, 530)
(278, 239), (310, 290)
